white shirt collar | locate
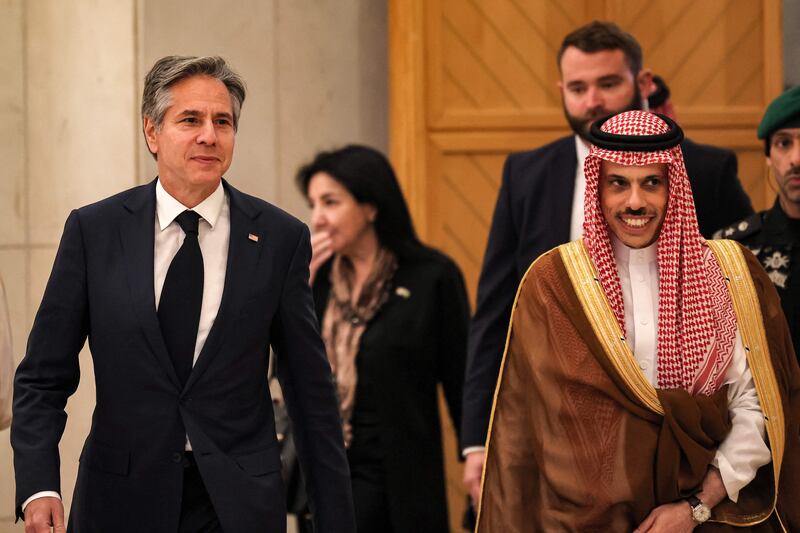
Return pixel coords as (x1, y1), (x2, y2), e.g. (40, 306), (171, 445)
(156, 179), (225, 231)
(611, 235), (658, 266)
(575, 134), (590, 164)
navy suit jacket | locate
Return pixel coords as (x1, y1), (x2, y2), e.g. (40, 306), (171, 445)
(461, 135), (754, 449)
(12, 179), (355, 532)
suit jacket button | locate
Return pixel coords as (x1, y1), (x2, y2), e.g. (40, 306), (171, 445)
(172, 452), (183, 463)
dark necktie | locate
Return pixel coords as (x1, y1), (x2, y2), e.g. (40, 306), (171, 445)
(158, 210), (204, 387)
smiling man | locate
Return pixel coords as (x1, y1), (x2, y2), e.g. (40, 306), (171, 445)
(715, 85), (800, 360)
(475, 111), (800, 532)
(460, 22), (755, 502)
(12, 56), (355, 533)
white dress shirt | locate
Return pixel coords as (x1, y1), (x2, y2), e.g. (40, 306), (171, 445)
(23, 179), (230, 511)
(154, 178), (229, 370)
(612, 237), (771, 502)
(569, 136), (591, 241)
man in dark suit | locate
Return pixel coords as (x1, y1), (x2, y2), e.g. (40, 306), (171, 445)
(460, 22), (754, 503)
(12, 56), (355, 533)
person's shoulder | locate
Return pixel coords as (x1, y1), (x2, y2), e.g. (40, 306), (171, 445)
(681, 137), (735, 173)
(225, 182), (306, 233)
(74, 181), (155, 221)
(515, 244), (564, 293)
(401, 245), (462, 279)
(681, 137), (734, 158)
(502, 135), (575, 185)
(505, 135), (574, 167)
(711, 211), (765, 241)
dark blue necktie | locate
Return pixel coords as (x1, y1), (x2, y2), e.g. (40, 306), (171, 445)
(158, 210), (204, 387)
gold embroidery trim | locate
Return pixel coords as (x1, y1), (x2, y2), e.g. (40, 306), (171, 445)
(475, 248), (555, 531)
(707, 239), (784, 527)
(476, 240), (785, 530)
(561, 240), (664, 415)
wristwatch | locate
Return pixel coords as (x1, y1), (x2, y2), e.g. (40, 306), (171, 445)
(686, 495), (711, 524)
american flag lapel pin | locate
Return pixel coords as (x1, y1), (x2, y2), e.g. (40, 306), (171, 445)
(248, 233), (259, 242)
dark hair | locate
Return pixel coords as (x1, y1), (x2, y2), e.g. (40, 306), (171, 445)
(142, 55), (246, 131)
(141, 56), (246, 161)
(296, 145), (424, 258)
(557, 21), (643, 77)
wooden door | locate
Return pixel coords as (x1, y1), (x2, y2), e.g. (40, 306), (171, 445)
(389, 2), (783, 531)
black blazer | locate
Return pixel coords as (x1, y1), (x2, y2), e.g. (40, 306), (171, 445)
(12, 179), (355, 532)
(461, 135), (754, 448)
(312, 248), (469, 533)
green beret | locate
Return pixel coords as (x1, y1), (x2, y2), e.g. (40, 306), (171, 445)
(758, 85), (800, 139)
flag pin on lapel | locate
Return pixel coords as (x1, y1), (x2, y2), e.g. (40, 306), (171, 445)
(248, 233), (259, 242)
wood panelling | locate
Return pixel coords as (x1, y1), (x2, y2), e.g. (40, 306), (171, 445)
(390, 2), (782, 531)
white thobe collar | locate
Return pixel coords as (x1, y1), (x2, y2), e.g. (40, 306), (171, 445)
(611, 237), (658, 266)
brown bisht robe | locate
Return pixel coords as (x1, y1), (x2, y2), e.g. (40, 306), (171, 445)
(476, 240), (800, 532)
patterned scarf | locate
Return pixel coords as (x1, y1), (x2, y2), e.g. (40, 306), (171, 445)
(321, 248), (397, 447)
(583, 111), (737, 394)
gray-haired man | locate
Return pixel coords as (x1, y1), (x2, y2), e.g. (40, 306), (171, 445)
(12, 56), (355, 533)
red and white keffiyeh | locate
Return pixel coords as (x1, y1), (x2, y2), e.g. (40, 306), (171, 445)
(583, 111), (737, 395)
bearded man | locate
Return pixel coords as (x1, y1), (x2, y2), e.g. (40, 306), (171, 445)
(460, 21), (754, 501)
(476, 111), (799, 532)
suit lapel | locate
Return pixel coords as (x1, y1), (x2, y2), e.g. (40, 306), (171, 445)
(120, 179), (181, 389)
(549, 137), (578, 247)
(185, 180), (263, 390)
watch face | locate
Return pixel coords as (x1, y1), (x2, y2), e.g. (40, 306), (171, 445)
(692, 504), (711, 523)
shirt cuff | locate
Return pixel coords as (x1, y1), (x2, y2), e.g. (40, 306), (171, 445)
(462, 446), (485, 458)
(22, 491), (61, 513)
(712, 452), (742, 503)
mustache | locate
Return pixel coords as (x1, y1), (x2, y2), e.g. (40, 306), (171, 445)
(620, 208), (650, 216)
(786, 166), (800, 179)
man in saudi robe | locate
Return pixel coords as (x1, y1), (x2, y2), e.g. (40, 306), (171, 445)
(476, 110), (800, 532)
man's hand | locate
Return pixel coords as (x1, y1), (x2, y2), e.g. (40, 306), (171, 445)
(24, 496), (65, 533)
(635, 466), (726, 533)
(309, 231), (333, 285)
(463, 450), (485, 506)
(634, 501), (696, 533)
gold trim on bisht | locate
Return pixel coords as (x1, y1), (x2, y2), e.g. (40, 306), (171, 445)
(476, 239), (786, 530)
(561, 240), (664, 414)
(474, 248), (553, 531)
(707, 239), (785, 527)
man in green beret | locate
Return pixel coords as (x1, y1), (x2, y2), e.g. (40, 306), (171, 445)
(714, 85), (800, 358)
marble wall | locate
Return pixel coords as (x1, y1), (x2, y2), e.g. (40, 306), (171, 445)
(0, 0), (386, 530)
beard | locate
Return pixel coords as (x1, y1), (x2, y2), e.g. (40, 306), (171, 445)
(564, 85), (643, 141)
(778, 164), (800, 200)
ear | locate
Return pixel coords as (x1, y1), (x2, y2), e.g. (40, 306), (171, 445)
(557, 79), (564, 97)
(143, 117), (159, 155)
(365, 204), (378, 223)
(636, 68), (654, 100)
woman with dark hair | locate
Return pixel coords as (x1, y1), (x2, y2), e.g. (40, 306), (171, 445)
(296, 145), (468, 532)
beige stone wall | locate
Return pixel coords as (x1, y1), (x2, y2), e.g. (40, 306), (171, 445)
(0, 0), (386, 530)
(0, 1), (138, 528)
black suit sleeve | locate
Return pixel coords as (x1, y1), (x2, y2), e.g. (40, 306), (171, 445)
(12, 210), (87, 515)
(461, 156), (520, 450)
(711, 149), (754, 234)
(434, 258), (470, 457)
(270, 225), (355, 533)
